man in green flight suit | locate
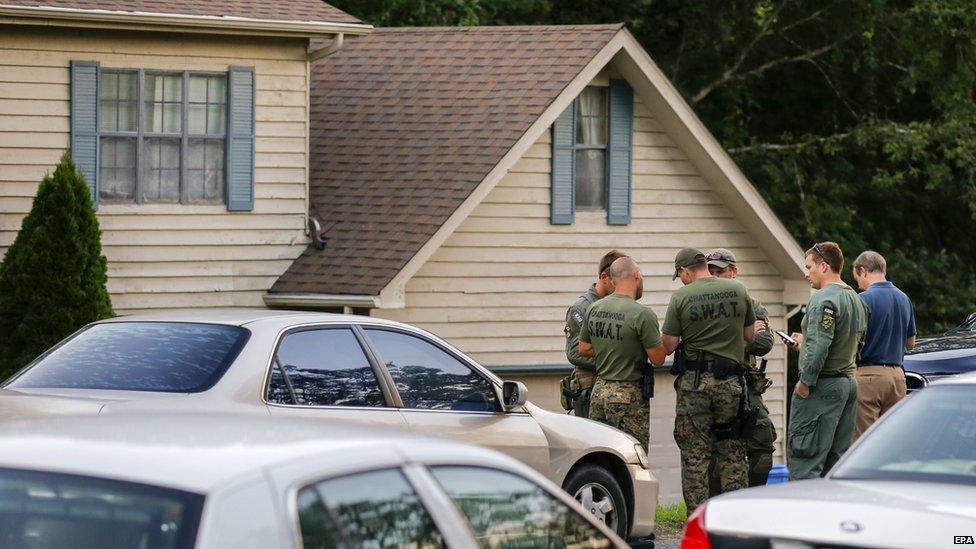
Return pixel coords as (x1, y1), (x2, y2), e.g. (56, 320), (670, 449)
(786, 241), (868, 480)
(579, 256), (667, 448)
(563, 250), (628, 418)
(706, 248), (777, 490)
(662, 248), (756, 514)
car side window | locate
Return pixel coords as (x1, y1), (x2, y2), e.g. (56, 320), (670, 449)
(296, 468), (444, 549)
(364, 328), (498, 412)
(430, 466), (612, 548)
(267, 328), (384, 407)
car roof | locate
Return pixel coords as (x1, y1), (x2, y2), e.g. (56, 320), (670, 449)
(102, 308), (405, 327)
(0, 414), (514, 493)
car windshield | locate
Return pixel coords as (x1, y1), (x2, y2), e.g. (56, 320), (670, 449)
(0, 467), (203, 549)
(832, 385), (976, 485)
(5, 322), (249, 393)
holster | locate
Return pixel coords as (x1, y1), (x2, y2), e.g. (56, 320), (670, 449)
(669, 342), (687, 376)
(559, 374), (580, 411)
(715, 373), (760, 441)
(635, 359), (654, 400)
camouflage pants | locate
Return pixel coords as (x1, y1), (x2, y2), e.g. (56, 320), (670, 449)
(674, 372), (747, 513)
(589, 379), (649, 448)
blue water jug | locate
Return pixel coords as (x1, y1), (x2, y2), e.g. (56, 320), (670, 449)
(767, 464), (789, 484)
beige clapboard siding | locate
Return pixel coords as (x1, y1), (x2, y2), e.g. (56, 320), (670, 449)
(0, 26), (309, 313)
(374, 87), (789, 501)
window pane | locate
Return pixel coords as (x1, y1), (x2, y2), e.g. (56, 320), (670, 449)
(187, 139), (224, 204)
(101, 72), (118, 100)
(188, 104), (207, 134)
(0, 468), (203, 549)
(117, 101), (136, 132)
(575, 149), (606, 209)
(273, 329), (384, 407)
(575, 87), (607, 145)
(143, 138), (180, 203)
(117, 72), (137, 101)
(364, 329), (497, 412)
(206, 104), (225, 134)
(431, 467), (612, 548)
(304, 469), (444, 549)
(98, 137), (135, 201)
(99, 100), (118, 132)
(8, 322), (248, 393)
(189, 76), (208, 103)
(207, 76), (226, 104)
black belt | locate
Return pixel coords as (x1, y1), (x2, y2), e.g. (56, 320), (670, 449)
(819, 372), (853, 378)
(857, 363), (902, 368)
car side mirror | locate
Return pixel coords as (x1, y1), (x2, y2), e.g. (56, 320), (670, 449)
(501, 381), (528, 411)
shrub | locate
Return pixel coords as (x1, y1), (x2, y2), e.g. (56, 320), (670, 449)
(0, 152), (113, 379)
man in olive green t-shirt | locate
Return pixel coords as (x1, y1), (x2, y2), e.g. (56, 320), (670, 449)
(786, 242), (868, 479)
(580, 257), (667, 448)
(662, 248), (756, 513)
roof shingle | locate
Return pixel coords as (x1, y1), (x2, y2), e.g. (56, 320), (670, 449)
(272, 25), (622, 297)
(1, 0), (360, 24)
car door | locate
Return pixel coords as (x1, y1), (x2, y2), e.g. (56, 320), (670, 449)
(265, 326), (408, 430)
(359, 326), (551, 475)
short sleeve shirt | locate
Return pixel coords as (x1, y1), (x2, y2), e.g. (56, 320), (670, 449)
(858, 281), (916, 366)
(662, 277), (756, 364)
(580, 294), (662, 381)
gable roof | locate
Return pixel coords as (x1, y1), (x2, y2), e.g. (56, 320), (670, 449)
(270, 25), (808, 306)
(271, 25), (624, 297)
(0, 0), (361, 25)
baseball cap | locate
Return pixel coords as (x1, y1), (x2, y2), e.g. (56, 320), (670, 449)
(706, 248), (737, 269)
(673, 247), (706, 280)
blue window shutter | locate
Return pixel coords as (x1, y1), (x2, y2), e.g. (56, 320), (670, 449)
(607, 78), (633, 225)
(227, 66), (255, 211)
(70, 60), (99, 206)
(550, 103), (575, 225)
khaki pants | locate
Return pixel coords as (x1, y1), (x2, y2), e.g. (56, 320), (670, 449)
(855, 365), (907, 439)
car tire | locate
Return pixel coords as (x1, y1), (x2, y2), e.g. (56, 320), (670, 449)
(563, 464), (628, 538)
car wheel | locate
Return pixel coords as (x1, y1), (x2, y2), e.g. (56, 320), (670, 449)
(564, 464), (628, 538)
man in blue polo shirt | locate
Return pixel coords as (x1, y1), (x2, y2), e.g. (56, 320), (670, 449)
(852, 251), (916, 438)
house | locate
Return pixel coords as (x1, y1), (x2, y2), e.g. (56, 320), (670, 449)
(266, 25), (811, 501)
(0, 4), (810, 502)
(0, 0), (370, 311)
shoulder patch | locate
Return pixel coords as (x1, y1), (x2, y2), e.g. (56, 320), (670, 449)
(572, 310), (585, 325)
(821, 306), (836, 331)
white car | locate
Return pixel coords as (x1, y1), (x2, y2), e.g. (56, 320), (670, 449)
(680, 372), (976, 549)
(0, 414), (629, 548)
(0, 310), (657, 540)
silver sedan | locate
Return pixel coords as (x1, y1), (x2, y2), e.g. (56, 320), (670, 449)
(0, 310), (658, 540)
(681, 372), (976, 549)
(0, 414), (629, 548)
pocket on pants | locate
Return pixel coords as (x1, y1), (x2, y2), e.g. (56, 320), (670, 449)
(750, 416), (776, 445)
(788, 416), (821, 459)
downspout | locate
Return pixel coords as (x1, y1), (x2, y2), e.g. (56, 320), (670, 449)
(302, 33), (345, 239)
(308, 33), (344, 62)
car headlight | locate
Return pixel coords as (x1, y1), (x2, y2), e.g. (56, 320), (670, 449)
(634, 444), (649, 469)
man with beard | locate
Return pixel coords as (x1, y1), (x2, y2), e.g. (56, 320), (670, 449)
(579, 256), (666, 447)
(563, 250), (628, 417)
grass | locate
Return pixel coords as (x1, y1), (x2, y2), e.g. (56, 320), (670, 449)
(654, 501), (688, 540)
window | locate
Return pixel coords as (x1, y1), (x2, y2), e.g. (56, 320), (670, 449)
(98, 70), (227, 205)
(364, 329), (498, 412)
(297, 469), (444, 549)
(574, 86), (608, 210)
(268, 328), (385, 407)
(0, 468), (203, 549)
(6, 322), (248, 393)
(430, 466), (612, 548)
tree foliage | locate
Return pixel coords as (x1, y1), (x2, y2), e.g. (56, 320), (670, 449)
(0, 152), (114, 378)
(334, 0), (976, 333)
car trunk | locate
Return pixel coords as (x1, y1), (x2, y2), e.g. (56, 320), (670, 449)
(0, 388), (185, 420)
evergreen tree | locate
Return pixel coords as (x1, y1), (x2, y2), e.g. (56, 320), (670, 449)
(0, 152), (114, 379)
